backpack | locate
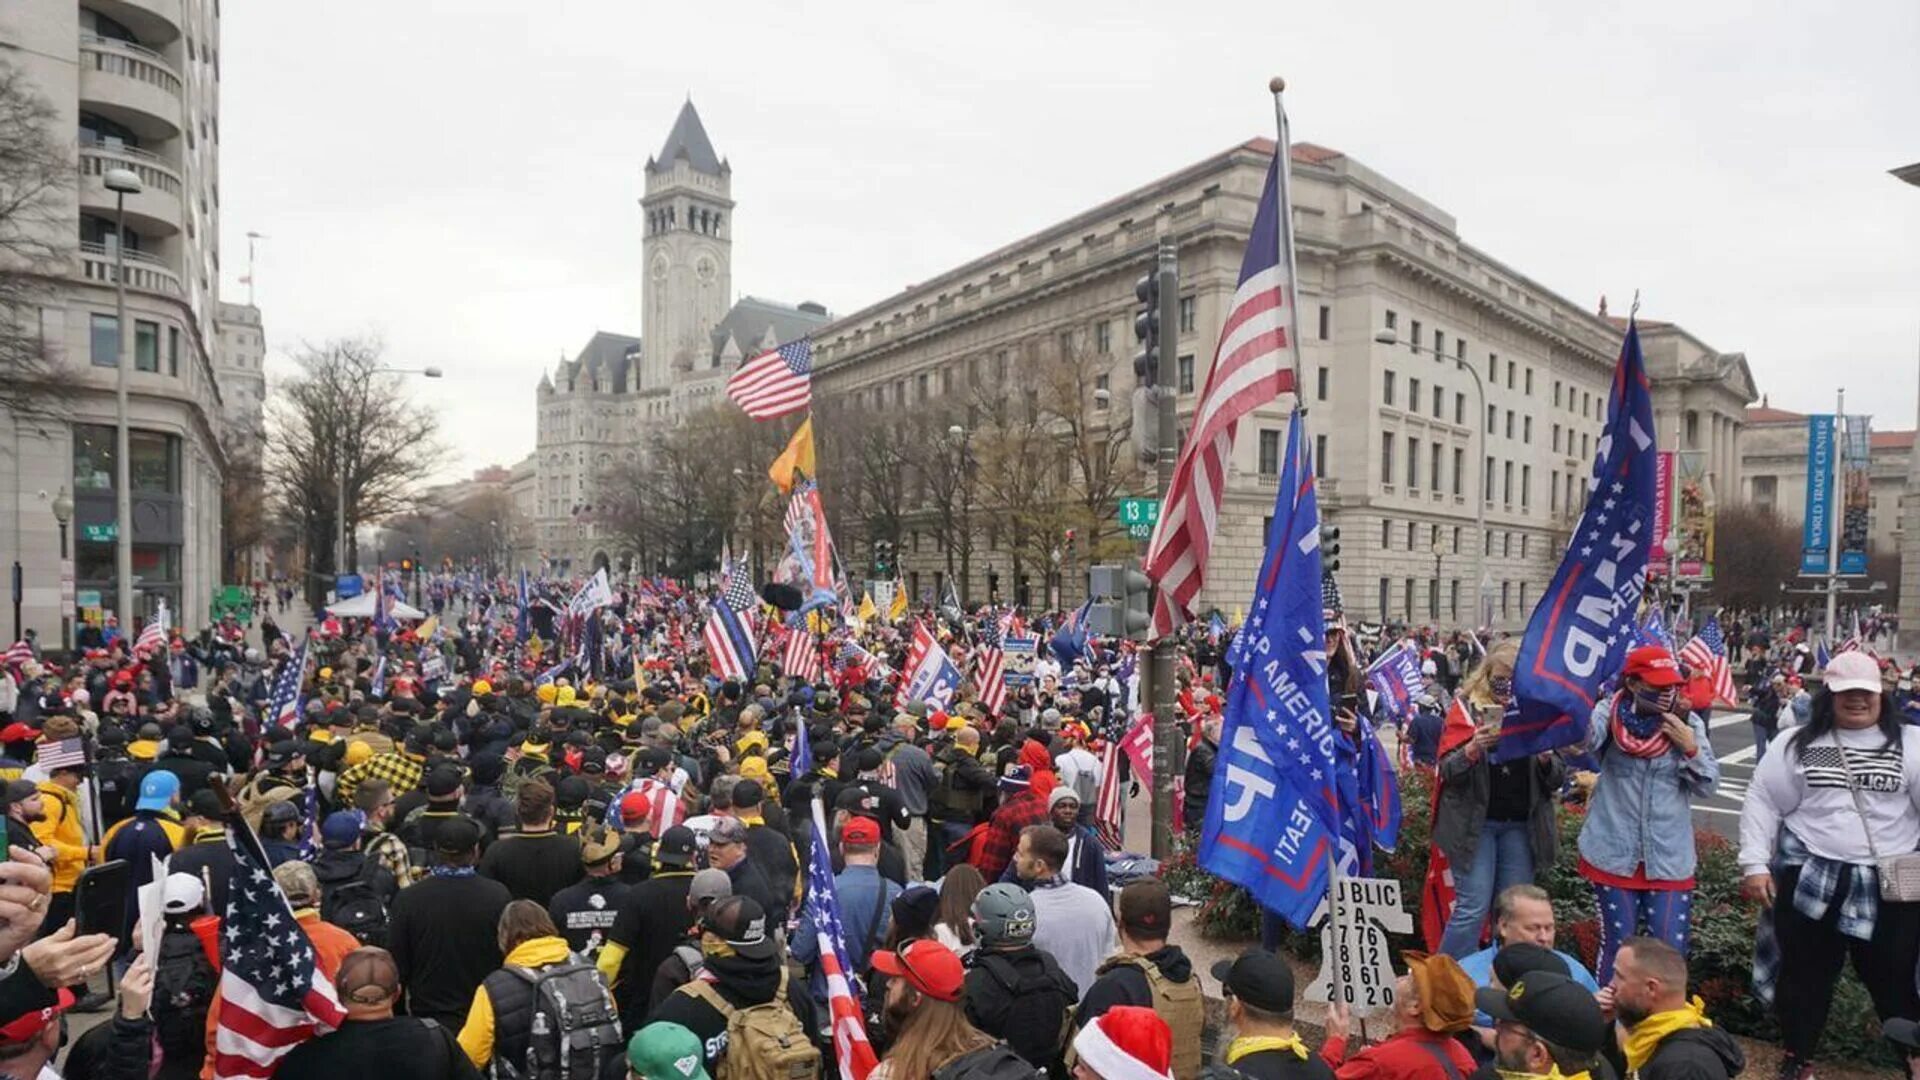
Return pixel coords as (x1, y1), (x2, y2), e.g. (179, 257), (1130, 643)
(673, 943), (706, 985)
(496, 958), (623, 1080)
(151, 927), (218, 1060)
(319, 876), (390, 948)
(1098, 955), (1205, 1080)
(1067, 755), (1098, 808)
(932, 1044), (1042, 1080)
(679, 967), (821, 1080)
(964, 951), (1077, 1072)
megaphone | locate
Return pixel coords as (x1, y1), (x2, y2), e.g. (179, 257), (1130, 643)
(761, 582), (804, 611)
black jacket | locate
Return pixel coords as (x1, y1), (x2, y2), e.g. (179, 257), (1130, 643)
(168, 829), (236, 916)
(546, 875), (631, 958)
(722, 856), (782, 920)
(1635, 1026), (1744, 1080)
(460, 785), (516, 844)
(154, 752), (219, 802)
(962, 945), (1079, 1071)
(478, 827), (583, 905)
(1182, 738), (1217, 827)
(311, 847), (400, 909)
(607, 870), (696, 1025)
(647, 952), (821, 1076)
(1075, 944), (1195, 1027)
(277, 1015), (482, 1080)
(388, 871), (512, 1026)
(742, 823), (799, 914)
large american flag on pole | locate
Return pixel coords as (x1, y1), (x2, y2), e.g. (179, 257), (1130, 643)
(704, 562), (762, 682)
(1679, 614), (1737, 706)
(212, 813), (347, 1078)
(1143, 138), (1302, 638)
(266, 636), (310, 731)
(782, 624), (823, 684)
(726, 339), (813, 420)
(971, 615), (1007, 717)
(804, 800), (879, 1080)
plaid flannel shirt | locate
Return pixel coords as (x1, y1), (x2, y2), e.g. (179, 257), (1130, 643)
(975, 789), (1052, 881)
(336, 752), (426, 805)
(365, 828), (413, 886)
(1752, 827), (1879, 1006)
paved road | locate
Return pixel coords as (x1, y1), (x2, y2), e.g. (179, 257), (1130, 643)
(1690, 708), (1761, 841)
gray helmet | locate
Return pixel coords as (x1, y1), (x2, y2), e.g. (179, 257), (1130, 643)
(970, 883), (1036, 948)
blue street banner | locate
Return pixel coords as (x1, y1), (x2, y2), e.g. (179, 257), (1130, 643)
(1801, 414), (1834, 575)
(1840, 415), (1871, 577)
(1201, 409), (1350, 929)
(1506, 319), (1658, 763)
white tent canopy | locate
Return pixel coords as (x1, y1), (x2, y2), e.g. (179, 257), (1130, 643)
(326, 593), (426, 621)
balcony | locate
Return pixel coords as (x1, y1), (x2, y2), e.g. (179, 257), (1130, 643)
(79, 242), (182, 297)
(77, 36), (182, 140)
(78, 142), (183, 237)
(88, 0), (183, 47)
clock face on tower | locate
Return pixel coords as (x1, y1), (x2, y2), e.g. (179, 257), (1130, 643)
(650, 253), (670, 281)
(695, 255), (717, 283)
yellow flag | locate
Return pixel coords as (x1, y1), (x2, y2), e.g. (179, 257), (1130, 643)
(768, 416), (816, 494)
(888, 581), (909, 622)
(857, 592), (879, 625)
(807, 609), (826, 634)
(1232, 605), (1244, 628)
(415, 615), (439, 640)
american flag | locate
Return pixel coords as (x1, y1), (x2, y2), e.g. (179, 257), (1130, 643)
(802, 800), (880, 1080)
(723, 554), (759, 614)
(211, 815), (347, 1079)
(703, 593), (758, 683)
(1143, 139), (1301, 637)
(972, 617), (1007, 717)
(135, 601), (169, 654)
(790, 717), (813, 778)
(266, 636), (310, 731)
(726, 339), (813, 421)
(3, 640), (31, 670)
(36, 737), (87, 772)
(1679, 615), (1736, 706)
(783, 625), (823, 684)
(610, 775), (687, 836)
(1092, 740), (1124, 850)
(368, 655), (387, 699)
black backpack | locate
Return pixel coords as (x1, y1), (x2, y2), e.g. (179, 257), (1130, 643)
(933, 1044), (1042, 1080)
(152, 928), (218, 1060)
(964, 951), (1077, 1072)
(496, 959), (623, 1080)
(319, 876), (390, 947)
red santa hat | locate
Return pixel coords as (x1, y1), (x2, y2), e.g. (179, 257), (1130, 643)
(1070, 1006), (1172, 1080)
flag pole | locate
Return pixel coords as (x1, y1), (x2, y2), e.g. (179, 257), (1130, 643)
(1275, 73), (1356, 1025)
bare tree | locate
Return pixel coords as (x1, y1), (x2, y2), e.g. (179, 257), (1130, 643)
(1707, 504), (1800, 611)
(0, 63), (76, 429)
(266, 339), (449, 606)
(379, 487), (523, 574)
(221, 447), (268, 582)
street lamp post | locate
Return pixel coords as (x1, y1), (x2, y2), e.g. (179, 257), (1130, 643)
(947, 424), (974, 606)
(1377, 327), (1489, 628)
(337, 365), (442, 596)
(51, 487), (72, 653)
(103, 167), (142, 630)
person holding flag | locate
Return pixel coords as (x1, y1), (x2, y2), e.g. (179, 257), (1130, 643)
(1425, 640), (1566, 958)
(1575, 645), (1719, 983)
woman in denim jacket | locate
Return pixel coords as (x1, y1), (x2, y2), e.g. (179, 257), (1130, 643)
(1577, 644), (1719, 983)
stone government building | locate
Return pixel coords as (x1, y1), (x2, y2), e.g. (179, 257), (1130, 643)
(530, 102), (1759, 627)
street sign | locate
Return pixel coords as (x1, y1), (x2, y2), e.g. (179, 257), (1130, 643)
(1303, 876), (1414, 1014)
(1124, 522), (1153, 540)
(1002, 634), (1038, 686)
(868, 579), (896, 617)
(81, 523), (116, 542)
(1117, 498), (1160, 527)
(59, 561), (73, 606)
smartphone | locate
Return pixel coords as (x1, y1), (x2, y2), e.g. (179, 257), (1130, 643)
(1476, 703), (1504, 729)
(74, 859), (129, 938)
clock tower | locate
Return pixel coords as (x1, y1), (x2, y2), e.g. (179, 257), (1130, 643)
(640, 99), (733, 391)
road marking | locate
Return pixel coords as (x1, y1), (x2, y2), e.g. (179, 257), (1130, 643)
(1692, 805), (1741, 817)
(1707, 712), (1752, 731)
(1720, 745), (1757, 765)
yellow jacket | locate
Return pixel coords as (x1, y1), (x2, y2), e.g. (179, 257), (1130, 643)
(31, 783), (88, 892)
(457, 935), (575, 1068)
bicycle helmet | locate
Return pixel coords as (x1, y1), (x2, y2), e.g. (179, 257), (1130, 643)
(970, 882), (1037, 948)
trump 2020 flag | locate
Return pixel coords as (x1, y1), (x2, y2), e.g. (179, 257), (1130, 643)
(1365, 640), (1425, 724)
(804, 800), (880, 1080)
(1201, 409), (1347, 929)
(1505, 318), (1657, 763)
(895, 621), (962, 712)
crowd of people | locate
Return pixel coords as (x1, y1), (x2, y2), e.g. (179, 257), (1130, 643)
(0, 580), (1916, 1080)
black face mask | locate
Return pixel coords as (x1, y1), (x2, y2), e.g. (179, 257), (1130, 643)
(1632, 688), (1677, 716)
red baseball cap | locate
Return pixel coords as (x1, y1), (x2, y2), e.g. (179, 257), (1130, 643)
(0, 987), (72, 1044)
(871, 939), (965, 1002)
(841, 817), (880, 845)
(1623, 646), (1684, 688)
(618, 791), (650, 827)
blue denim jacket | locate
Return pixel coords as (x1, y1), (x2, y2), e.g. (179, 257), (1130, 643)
(1574, 698), (1718, 881)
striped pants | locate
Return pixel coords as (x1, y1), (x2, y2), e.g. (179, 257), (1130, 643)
(1591, 882), (1692, 985)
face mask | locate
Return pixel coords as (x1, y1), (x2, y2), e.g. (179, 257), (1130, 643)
(1632, 688), (1676, 716)
(1489, 676), (1513, 699)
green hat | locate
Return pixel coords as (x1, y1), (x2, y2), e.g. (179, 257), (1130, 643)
(627, 1022), (710, 1080)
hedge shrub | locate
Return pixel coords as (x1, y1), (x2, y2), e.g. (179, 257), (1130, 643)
(1161, 766), (1899, 1067)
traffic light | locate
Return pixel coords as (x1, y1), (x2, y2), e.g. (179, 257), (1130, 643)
(400, 558), (413, 572)
(1322, 524), (1342, 574)
(1088, 563), (1153, 640)
(1133, 270), (1160, 386)
(873, 540), (894, 576)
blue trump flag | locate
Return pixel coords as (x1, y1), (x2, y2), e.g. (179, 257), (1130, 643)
(516, 569), (531, 641)
(1200, 409), (1349, 929)
(1050, 601), (1091, 664)
(1504, 319), (1657, 763)
(1365, 641), (1425, 724)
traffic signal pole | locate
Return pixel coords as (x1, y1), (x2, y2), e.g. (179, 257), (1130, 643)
(1149, 240), (1182, 861)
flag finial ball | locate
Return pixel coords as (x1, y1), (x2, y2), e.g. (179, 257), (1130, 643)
(1268, 76), (1287, 93)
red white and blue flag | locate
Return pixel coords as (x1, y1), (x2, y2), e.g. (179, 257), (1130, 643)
(727, 338), (813, 421)
(211, 813), (347, 1078)
(1680, 614), (1737, 706)
(1365, 640), (1426, 723)
(702, 594), (758, 683)
(895, 621), (961, 712)
(783, 625), (823, 684)
(266, 636), (310, 731)
(1506, 320), (1657, 762)
(1145, 140), (1301, 637)
(803, 800), (879, 1080)
(971, 616), (1007, 717)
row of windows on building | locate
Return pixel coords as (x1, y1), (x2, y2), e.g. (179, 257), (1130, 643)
(88, 313), (184, 377)
(1365, 576), (1533, 624)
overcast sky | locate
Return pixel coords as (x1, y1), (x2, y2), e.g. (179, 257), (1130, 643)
(223, 1), (1920, 479)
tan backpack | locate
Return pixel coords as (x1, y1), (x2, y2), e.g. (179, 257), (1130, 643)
(678, 968), (821, 1080)
(1104, 955), (1205, 1080)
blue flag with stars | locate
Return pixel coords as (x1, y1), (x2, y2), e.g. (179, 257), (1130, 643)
(1505, 319), (1657, 763)
(1203, 409), (1349, 929)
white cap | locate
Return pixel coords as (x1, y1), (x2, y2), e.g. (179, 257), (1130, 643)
(162, 872), (206, 914)
(1823, 650), (1882, 694)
